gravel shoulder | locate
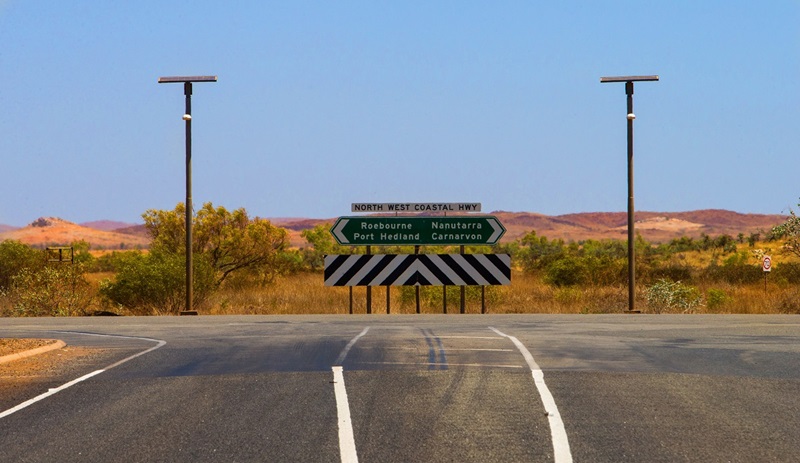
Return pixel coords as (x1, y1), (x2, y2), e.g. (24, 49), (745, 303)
(0, 338), (117, 412)
(0, 338), (55, 358)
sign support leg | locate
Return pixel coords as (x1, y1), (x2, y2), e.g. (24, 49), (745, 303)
(349, 287), (353, 315)
(415, 245), (421, 314)
(481, 286), (486, 314)
(443, 285), (447, 314)
(386, 286), (391, 314)
(366, 246), (372, 314)
(460, 246), (466, 314)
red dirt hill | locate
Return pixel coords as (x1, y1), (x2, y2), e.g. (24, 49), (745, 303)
(276, 210), (787, 247)
(0, 217), (150, 250)
(1, 210), (787, 250)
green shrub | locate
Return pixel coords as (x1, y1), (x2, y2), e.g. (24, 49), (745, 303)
(646, 263), (694, 284)
(398, 285), (501, 309)
(776, 288), (800, 314)
(99, 250), (216, 315)
(706, 288), (729, 312)
(3, 264), (93, 316)
(0, 240), (45, 290)
(703, 262), (762, 285)
(545, 257), (588, 287)
(774, 262), (800, 285)
(644, 279), (703, 313)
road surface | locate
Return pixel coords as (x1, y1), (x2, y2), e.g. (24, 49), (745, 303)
(1, 314), (799, 462)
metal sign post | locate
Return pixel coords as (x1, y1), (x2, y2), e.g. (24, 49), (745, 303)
(763, 255), (772, 296)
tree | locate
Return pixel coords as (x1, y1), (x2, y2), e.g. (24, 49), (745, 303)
(517, 231), (565, 273)
(300, 224), (351, 270)
(0, 240), (44, 290)
(772, 200), (800, 259)
(143, 202), (289, 285)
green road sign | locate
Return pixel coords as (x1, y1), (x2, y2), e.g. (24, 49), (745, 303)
(330, 216), (506, 246)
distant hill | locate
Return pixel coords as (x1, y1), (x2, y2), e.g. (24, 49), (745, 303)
(275, 209), (787, 247)
(0, 217), (150, 250)
(80, 220), (137, 231)
(1, 210), (787, 250)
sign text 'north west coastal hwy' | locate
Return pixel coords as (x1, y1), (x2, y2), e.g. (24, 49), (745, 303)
(351, 203), (481, 213)
(331, 216), (505, 246)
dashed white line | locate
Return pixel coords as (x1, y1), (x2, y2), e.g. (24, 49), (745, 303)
(332, 366), (358, 463)
(445, 348), (514, 352)
(360, 361), (524, 368)
(490, 327), (573, 463)
(334, 327), (370, 366)
(332, 327), (369, 463)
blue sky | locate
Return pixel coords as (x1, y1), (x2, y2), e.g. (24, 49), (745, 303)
(1, 1), (797, 226)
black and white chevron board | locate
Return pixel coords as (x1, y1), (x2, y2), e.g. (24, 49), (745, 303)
(324, 254), (511, 287)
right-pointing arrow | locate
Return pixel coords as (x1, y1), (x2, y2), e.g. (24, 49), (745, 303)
(488, 218), (505, 243)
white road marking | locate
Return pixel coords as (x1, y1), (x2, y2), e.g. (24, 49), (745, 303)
(0, 332), (166, 420)
(359, 361), (524, 369)
(334, 327), (370, 366)
(332, 366), (358, 463)
(490, 327), (573, 463)
(0, 370), (105, 419)
(445, 348), (514, 352)
(332, 328), (369, 463)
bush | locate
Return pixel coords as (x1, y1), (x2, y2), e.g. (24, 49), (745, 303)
(0, 240), (44, 290)
(706, 288), (729, 312)
(702, 262), (763, 285)
(544, 257), (588, 287)
(398, 285), (501, 309)
(644, 279), (703, 313)
(645, 262), (695, 284)
(775, 288), (800, 314)
(774, 262), (800, 285)
(99, 250), (216, 315)
(2, 264), (93, 316)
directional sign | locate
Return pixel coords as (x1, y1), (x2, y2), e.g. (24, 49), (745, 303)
(330, 216), (506, 246)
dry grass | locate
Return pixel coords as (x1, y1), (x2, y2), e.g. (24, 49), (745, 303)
(200, 268), (800, 316)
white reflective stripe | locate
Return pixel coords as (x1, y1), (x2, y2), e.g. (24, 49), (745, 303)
(332, 366), (359, 463)
(0, 370), (105, 419)
(473, 254), (511, 284)
(335, 327), (369, 366)
(489, 327), (573, 463)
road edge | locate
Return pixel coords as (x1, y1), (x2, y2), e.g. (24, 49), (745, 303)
(0, 340), (66, 365)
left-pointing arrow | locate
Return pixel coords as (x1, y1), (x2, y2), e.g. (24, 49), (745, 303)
(332, 218), (350, 244)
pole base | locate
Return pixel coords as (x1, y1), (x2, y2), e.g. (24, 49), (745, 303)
(623, 310), (642, 314)
(179, 311), (199, 316)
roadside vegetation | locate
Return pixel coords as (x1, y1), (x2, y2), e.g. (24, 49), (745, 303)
(2, 202), (800, 316)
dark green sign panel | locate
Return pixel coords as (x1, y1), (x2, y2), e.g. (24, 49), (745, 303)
(330, 216), (505, 246)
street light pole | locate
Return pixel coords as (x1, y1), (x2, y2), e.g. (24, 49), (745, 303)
(158, 75), (217, 315)
(601, 75), (658, 313)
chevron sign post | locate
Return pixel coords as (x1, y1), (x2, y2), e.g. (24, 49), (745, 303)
(324, 254), (511, 287)
(330, 216), (505, 246)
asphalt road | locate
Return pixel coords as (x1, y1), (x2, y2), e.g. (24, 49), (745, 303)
(1, 314), (799, 462)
